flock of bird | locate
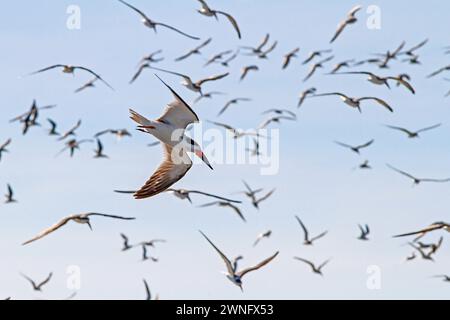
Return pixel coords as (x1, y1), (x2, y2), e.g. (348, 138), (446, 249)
(2, 1), (450, 300)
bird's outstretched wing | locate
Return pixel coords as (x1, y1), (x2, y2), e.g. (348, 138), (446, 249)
(237, 251), (279, 278)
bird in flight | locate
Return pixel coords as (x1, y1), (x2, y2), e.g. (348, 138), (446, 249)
(27, 64), (114, 90)
(240, 34), (270, 56)
(4, 184), (17, 204)
(0, 138), (11, 162)
(330, 5), (362, 43)
(118, 0), (199, 40)
(259, 115), (296, 129)
(385, 123), (441, 139)
(293, 257), (331, 276)
(193, 91), (226, 104)
(196, 0), (241, 39)
(204, 50), (233, 67)
(334, 71), (415, 94)
(208, 121), (259, 139)
(200, 231), (279, 291)
(253, 230), (272, 247)
(95, 129), (132, 140)
(120, 233), (133, 251)
(314, 92), (393, 112)
(393, 222), (450, 241)
(240, 65), (259, 82)
(58, 119), (82, 141)
(357, 224), (370, 241)
(217, 98), (251, 117)
(409, 243), (434, 261)
(282, 47), (300, 69)
(256, 41), (278, 59)
(141, 244), (158, 262)
(252, 189), (276, 209)
(22, 213), (135, 245)
(334, 139), (374, 154)
(427, 64), (450, 78)
(56, 139), (93, 158)
(150, 66), (229, 95)
(302, 49), (332, 65)
(129, 75), (213, 199)
(21, 272), (53, 291)
(143, 279), (159, 300)
(165, 188), (242, 204)
(400, 39), (429, 57)
(298, 87), (317, 108)
(74, 78), (98, 93)
(303, 55), (334, 82)
(295, 216), (328, 245)
(199, 201), (246, 222)
(46, 119), (59, 136)
(93, 139), (108, 159)
(329, 59), (355, 74)
(386, 164), (450, 186)
(261, 109), (297, 119)
(175, 38), (212, 62)
(432, 275), (450, 282)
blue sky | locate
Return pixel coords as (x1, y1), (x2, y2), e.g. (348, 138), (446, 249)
(1, 0), (450, 299)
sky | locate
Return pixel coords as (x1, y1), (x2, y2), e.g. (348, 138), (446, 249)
(1, 0), (450, 300)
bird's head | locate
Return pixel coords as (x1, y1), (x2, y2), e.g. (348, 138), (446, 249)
(184, 136), (213, 170)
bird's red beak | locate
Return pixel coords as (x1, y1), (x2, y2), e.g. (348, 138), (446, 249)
(195, 150), (213, 170)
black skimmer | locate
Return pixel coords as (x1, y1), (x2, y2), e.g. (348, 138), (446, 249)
(314, 92), (393, 112)
(46, 119), (60, 136)
(258, 115), (296, 129)
(302, 49), (332, 65)
(240, 65), (259, 81)
(217, 97), (251, 116)
(386, 164), (450, 186)
(74, 78), (98, 93)
(282, 47), (300, 69)
(95, 129), (132, 140)
(150, 66), (229, 95)
(334, 139), (374, 154)
(293, 257), (330, 276)
(334, 71), (415, 94)
(298, 87), (317, 108)
(120, 233), (133, 251)
(432, 275), (450, 282)
(175, 38), (212, 62)
(303, 55), (334, 81)
(193, 91), (226, 104)
(295, 216), (328, 245)
(357, 224), (370, 240)
(393, 222), (450, 241)
(330, 5), (362, 43)
(329, 59), (355, 73)
(58, 119), (82, 141)
(253, 230), (272, 247)
(21, 272), (53, 291)
(128, 76), (213, 199)
(196, 0), (241, 39)
(208, 121), (259, 139)
(93, 139), (109, 159)
(0, 138), (11, 162)
(241, 34), (270, 56)
(118, 0), (199, 40)
(4, 184), (17, 204)
(165, 188), (242, 204)
(400, 39), (428, 57)
(204, 50), (233, 67)
(385, 123), (441, 138)
(198, 201), (246, 222)
(22, 213), (136, 245)
(28, 64), (113, 90)
(56, 139), (93, 158)
(200, 231), (279, 291)
(427, 64), (450, 78)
